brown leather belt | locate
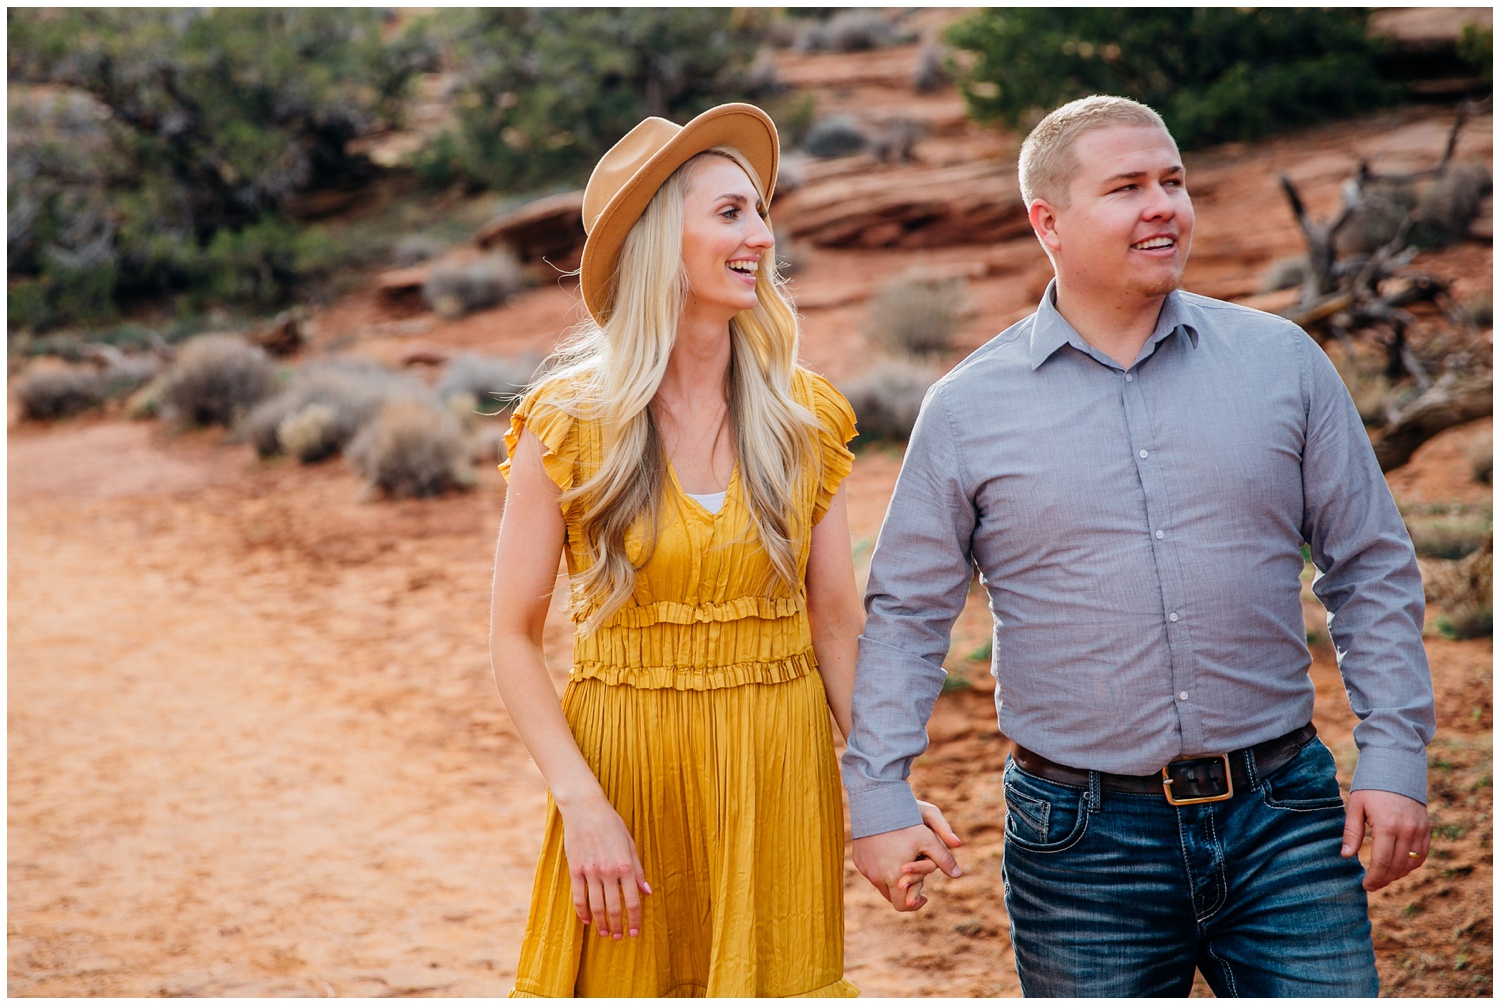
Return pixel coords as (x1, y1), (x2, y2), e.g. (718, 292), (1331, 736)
(1012, 723), (1318, 805)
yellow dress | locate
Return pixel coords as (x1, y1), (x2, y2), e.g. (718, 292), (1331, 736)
(499, 368), (859, 998)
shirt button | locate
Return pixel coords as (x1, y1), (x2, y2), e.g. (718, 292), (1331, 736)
(1125, 373), (1134, 383)
(1138, 449), (1149, 459)
(1155, 530), (1165, 540)
(1179, 691), (1189, 701)
(1169, 612), (1180, 622)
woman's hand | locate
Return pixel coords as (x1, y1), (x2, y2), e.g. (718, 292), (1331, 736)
(895, 800), (964, 908)
(559, 794), (653, 939)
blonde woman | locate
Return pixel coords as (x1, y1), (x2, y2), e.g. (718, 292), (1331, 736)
(491, 104), (945, 997)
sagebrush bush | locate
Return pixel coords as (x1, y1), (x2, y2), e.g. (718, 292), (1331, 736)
(1423, 538), (1493, 640)
(1405, 512), (1492, 560)
(1334, 179), (1417, 256)
(422, 252), (529, 319)
(840, 362), (940, 444)
(802, 116), (869, 159)
(1413, 162), (1492, 249)
(799, 10), (907, 52)
(157, 335), (280, 427)
(872, 119), (924, 164)
(868, 272), (968, 357)
(15, 366), (106, 420)
(347, 396), (472, 498)
(913, 42), (948, 94)
(1259, 255), (1310, 294)
(240, 359), (413, 461)
(436, 352), (541, 415)
(277, 403), (341, 464)
(392, 235), (447, 268)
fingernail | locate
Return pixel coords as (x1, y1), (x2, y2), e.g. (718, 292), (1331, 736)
(629, 928), (638, 937)
(1341, 843), (1352, 856)
(643, 882), (653, 894)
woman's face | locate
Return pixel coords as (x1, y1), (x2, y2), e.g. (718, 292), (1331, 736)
(679, 156), (774, 323)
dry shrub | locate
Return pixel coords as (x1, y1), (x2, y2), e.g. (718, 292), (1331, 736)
(157, 335), (280, 428)
(1334, 179), (1417, 256)
(840, 361), (940, 444)
(15, 365), (105, 420)
(801, 115), (868, 159)
(422, 251), (528, 319)
(347, 396), (472, 498)
(1405, 512), (1491, 560)
(240, 359), (413, 461)
(391, 235), (446, 268)
(277, 403), (340, 463)
(871, 119), (924, 164)
(436, 352), (540, 416)
(868, 271), (968, 357)
(798, 10), (907, 52)
(1259, 255), (1310, 293)
(1423, 538), (1493, 640)
(1413, 161), (1491, 248)
(913, 42), (948, 94)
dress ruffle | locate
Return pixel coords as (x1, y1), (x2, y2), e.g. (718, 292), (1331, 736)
(571, 648), (818, 691)
(579, 593), (805, 629)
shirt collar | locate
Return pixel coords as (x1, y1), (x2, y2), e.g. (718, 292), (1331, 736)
(1028, 281), (1201, 371)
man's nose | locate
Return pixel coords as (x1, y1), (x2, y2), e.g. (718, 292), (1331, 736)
(1142, 183), (1178, 220)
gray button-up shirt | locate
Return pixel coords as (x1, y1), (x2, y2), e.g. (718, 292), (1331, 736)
(843, 284), (1435, 840)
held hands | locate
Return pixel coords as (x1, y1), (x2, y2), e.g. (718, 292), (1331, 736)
(1342, 789), (1431, 891)
(559, 794), (652, 939)
(853, 800), (963, 912)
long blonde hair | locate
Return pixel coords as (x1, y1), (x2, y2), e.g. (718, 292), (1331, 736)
(538, 147), (819, 633)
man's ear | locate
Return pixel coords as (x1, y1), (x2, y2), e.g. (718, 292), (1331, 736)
(1028, 198), (1062, 252)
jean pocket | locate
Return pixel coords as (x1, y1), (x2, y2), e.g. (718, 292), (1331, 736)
(1260, 738), (1347, 812)
(1004, 761), (1090, 853)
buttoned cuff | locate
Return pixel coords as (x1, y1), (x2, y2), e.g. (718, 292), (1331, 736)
(847, 780), (925, 840)
(1350, 745), (1429, 805)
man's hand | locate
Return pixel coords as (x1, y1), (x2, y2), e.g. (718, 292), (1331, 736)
(853, 806), (963, 912)
(1342, 789), (1430, 891)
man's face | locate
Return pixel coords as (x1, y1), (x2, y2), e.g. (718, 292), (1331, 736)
(1038, 124), (1194, 304)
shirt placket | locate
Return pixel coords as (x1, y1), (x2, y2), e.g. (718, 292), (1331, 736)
(1122, 351), (1202, 756)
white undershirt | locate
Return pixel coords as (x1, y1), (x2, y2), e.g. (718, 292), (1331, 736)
(685, 489), (727, 514)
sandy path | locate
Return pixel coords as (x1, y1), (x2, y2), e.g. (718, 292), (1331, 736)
(10, 414), (1491, 997)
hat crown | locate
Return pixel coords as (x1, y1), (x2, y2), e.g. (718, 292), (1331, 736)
(583, 117), (682, 236)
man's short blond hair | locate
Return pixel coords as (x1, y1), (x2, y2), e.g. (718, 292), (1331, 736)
(1018, 95), (1169, 208)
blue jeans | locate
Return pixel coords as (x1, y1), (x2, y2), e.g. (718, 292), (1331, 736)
(1001, 737), (1378, 997)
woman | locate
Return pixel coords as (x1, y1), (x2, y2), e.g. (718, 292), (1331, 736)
(491, 103), (900, 997)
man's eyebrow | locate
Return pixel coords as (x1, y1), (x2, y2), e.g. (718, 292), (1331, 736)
(1102, 164), (1185, 184)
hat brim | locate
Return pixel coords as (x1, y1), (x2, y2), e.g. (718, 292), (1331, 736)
(581, 103), (779, 325)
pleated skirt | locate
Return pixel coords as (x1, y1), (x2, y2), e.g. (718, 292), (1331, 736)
(509, 668), (859, 998)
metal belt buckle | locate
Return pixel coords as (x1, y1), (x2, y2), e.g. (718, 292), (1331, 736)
(1161, 753), (1234, 805)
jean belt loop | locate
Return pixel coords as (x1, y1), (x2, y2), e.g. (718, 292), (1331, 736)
(1086, 769), (1102, 811)
(1240, 745), (1260, 791)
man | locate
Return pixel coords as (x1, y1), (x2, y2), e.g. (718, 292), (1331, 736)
(842, 95), (1435, 996)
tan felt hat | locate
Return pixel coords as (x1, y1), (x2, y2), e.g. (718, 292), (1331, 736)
(579, 102), (778, 325)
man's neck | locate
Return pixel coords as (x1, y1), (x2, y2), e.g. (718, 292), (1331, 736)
(1052, 281), (1169, 369)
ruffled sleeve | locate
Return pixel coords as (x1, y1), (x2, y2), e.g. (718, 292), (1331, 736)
(798, 369), (858, 525)
(500, 381), (578, 494)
